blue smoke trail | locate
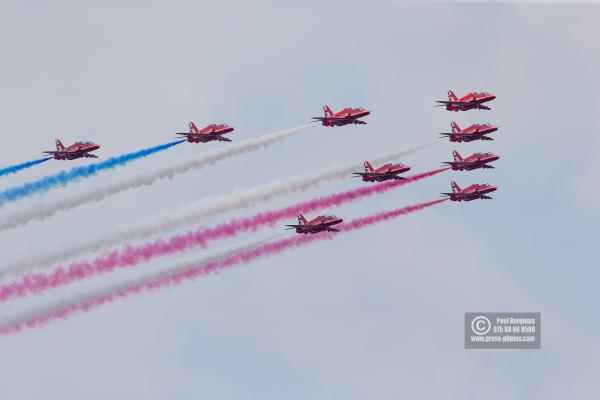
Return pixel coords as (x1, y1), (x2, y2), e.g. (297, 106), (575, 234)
(0, 157), (52, 177)
(0, 140), (185, 207)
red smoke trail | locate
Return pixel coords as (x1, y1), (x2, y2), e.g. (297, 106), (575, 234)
(0, 199), (446, 335)
(0, 168), (448, 303)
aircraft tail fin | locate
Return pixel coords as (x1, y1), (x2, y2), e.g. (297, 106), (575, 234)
(189, 122), (200, 133)
(452, 150), (463, 162)
(55, 139), (65, 152)
(323, 105), (334, 118)
(451, 122), (461, 133)
(364, 161), (374, 173)
(297, 213), (307, 225)
(448, 90), (458, 102)
(451, 181), (461, 193)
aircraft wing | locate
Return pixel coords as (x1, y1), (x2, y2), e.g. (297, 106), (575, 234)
(464, 161), (484, 167)
(443, 161), (477, 167)
(285, 224), (323, 231)
(331, 116), (357, 121)
(198, 132), (232, 141)
(439, 132), (489, 140)
(312, 116), (357, 122)
(353, 172), (404, 179)
(436, 99), (483, 105)
(353, 172), (384, 178)
(177, 132), (213, 137)
(285, 224), (303, 230)
(177, 132), (231, 141)
(438, 132), (471, 138)
(42, 151), (58, 155)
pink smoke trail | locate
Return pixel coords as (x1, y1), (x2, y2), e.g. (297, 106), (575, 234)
(0, 199), (446, 335)
(0, 168), (448, 303)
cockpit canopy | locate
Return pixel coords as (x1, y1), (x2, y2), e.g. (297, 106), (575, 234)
(318, 215), (338, 219)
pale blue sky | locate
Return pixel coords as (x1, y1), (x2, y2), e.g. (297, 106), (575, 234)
(0, 1), (598, 399)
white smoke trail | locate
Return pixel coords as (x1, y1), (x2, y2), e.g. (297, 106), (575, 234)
(0, 142), (434, 279)
(0, 126), (310, 232)
(0, 234), (284, 330)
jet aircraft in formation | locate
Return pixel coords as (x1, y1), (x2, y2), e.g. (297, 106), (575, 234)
(441, 181), (497, 202)
(436, 90), (496, 111)
(439, 122), (498, 142)
(35, 95), (499, 246)
(43, 139), (100, 160)
(312, 105), (370, 127)
(176, 122), (235, 143)
(352, 161), (411, 182)
(285, 213), (344, 234)
(435, 90), (499, 202)
(443, 150), (499, 171)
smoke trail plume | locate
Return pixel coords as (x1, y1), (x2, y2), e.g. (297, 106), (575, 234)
(3, 143), (433, 275)
(0, 157), (53, 177)
(0, 233), (283, 333)
(0, 168), (447, 302)
(0, 140), (185, 207)
(0, 200), (445, 334)
(0, 126), (310, 229)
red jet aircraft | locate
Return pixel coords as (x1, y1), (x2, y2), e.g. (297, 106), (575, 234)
(311, 105), (370, 127)
(43, 139), (100, 160)
(442, 181), (497, 202)
(285, 213), (343, 234)
(352, 161), (411, 182)
(436, 90), (496, 111)
(439, 122), (498, 142)
(176, 122), (234, 143)
(443, 150), (499, 171)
